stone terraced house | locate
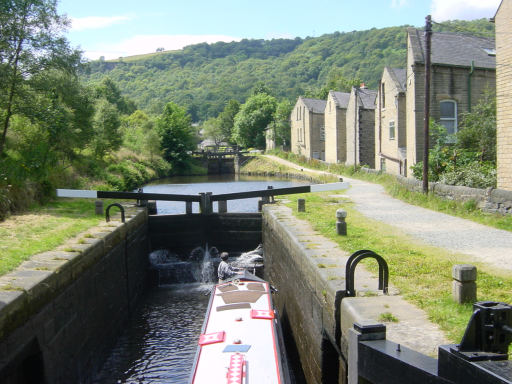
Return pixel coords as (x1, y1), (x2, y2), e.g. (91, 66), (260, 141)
(345, 86), (377, 168)
(405, 27), (496, 174)
(495, 0), (512, 191)
(290, 97), (327, 160)
(375, 67), (408, 176)
(324, 91), (350, 164)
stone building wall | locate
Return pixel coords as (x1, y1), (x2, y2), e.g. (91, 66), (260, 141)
(405, 34), (496, 175)
(375, 69), (407, 176)
(496, 0), (512, 190)
(325, 94), (347, 164)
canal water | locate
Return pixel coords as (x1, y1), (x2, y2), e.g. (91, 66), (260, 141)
(142, 174), (309, 214)
(94, 175), (308, 383)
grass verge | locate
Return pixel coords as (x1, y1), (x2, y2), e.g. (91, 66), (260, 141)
(0, 199), (116, 276)
(282, 192), (512, 346)
(267, 150), (512, 232)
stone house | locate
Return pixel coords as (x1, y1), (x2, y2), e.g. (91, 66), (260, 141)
(495, 0), (512, 190)
(324, 91), (350, 164)
(405, 27), (496, 173)
(345, 86), (377, 168)
(265, 126), (276, 151)
(290, 97), (327, 160)
(375, 67), (408, 176)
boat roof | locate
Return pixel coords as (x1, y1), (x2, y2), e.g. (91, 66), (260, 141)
(190, 274), (287, 383)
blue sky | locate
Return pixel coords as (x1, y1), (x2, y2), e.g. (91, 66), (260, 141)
(57, 0), (501, 60)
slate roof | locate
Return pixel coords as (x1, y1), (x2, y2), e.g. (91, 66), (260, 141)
(386, 67), (407, 93)
(329, 91), (350, 109)
(356, 88), (377, 110)
(301, 97), (327, 113)
(408, 27), (495, 69)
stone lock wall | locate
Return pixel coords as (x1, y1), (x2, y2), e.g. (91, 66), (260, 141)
(0, 207), (149, 384)
(262, 205), (348, 384)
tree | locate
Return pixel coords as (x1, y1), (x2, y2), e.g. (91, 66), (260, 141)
(457, 92), (496, 162)
(90, 99), (122, 158)
(218, 99), (240, 143)
(0, 0), (80, 156)
(156, 102), (195, 169)
(202, 117), (224, 147)
(273, 99), (292, 147)
(232, 93), (277, 148)
(94, 77), (136, 115)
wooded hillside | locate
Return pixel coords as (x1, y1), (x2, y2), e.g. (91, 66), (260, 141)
(82, 19), (494, 122)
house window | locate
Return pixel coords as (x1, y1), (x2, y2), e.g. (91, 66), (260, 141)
(380, 157), (386, 172)
(320, 125), (325, 141)
(440, 100), (457, 135)
(389, 121), (395, 140)
(381, 83), (385, 108)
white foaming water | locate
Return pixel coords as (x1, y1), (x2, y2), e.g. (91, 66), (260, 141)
(200, 244), (216, 283)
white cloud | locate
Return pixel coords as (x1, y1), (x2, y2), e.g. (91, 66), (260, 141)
(431, 0), (501, 21)
(71, 15), (132, 31)
(84, 34), (241, 60)
(391, 0), (408, 8)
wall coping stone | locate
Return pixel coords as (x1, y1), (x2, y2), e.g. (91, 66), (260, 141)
(0, 204), (147, 342)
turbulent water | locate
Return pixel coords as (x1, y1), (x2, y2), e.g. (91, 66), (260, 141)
(94, 284), (210, 384)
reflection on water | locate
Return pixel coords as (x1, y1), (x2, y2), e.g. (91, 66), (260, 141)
(94, 284), (210, 384)
(143, 174), (309, 214)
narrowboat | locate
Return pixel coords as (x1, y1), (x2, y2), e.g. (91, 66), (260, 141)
(190, 271), (291, 384)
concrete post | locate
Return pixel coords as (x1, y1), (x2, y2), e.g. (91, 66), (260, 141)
(297, 198), (306, 212)
(186, 201), (193, 215)
(218, 200), (227, 213)
(336, 209), (347, 236)
(452, 264), (477, 304)
(94, 200), (104, 215)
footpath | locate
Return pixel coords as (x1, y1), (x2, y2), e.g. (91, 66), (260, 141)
(264, 155), (512, 275)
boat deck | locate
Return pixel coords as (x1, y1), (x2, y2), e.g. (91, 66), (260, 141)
(191, 277), (285, 383)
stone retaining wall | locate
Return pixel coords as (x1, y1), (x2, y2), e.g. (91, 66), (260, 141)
(393, 175), (512, 215)
(357, 167), (512, 215)
(262, 204), (448, 384)
(0, 206), (149, 383)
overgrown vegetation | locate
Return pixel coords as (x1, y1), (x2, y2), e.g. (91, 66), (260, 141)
(283, 192), (512, 343)
(0, 1), (207, 220)
(412, 93), (497, 188)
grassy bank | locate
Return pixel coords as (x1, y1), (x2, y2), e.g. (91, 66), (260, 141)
(266, 150), (512, 232)
(283, 192), (512, 345)
(0, 199), (109, 276)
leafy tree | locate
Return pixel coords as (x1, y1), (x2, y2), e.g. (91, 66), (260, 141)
(94, 77), (136, 115)
(90, 99), (122, 158)
(202, 117), (224, 147)
(218, 99), (240, 143)
(232, 93), (277, 148)
(156, 102), (195, 169)
(121, 110), (161, 158)
(457, 92), (496, 162)
(0, 0), (81, 156)
(273, 99), (292, 147)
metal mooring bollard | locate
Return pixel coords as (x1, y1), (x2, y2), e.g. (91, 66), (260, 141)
(95, 200), (104, 215)
(452, 264), (477, 304)
(336, 209), (347, 236)
(297, 198), (306, 212)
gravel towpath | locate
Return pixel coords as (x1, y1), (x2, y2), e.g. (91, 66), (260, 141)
(264, 155), (512, 273)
